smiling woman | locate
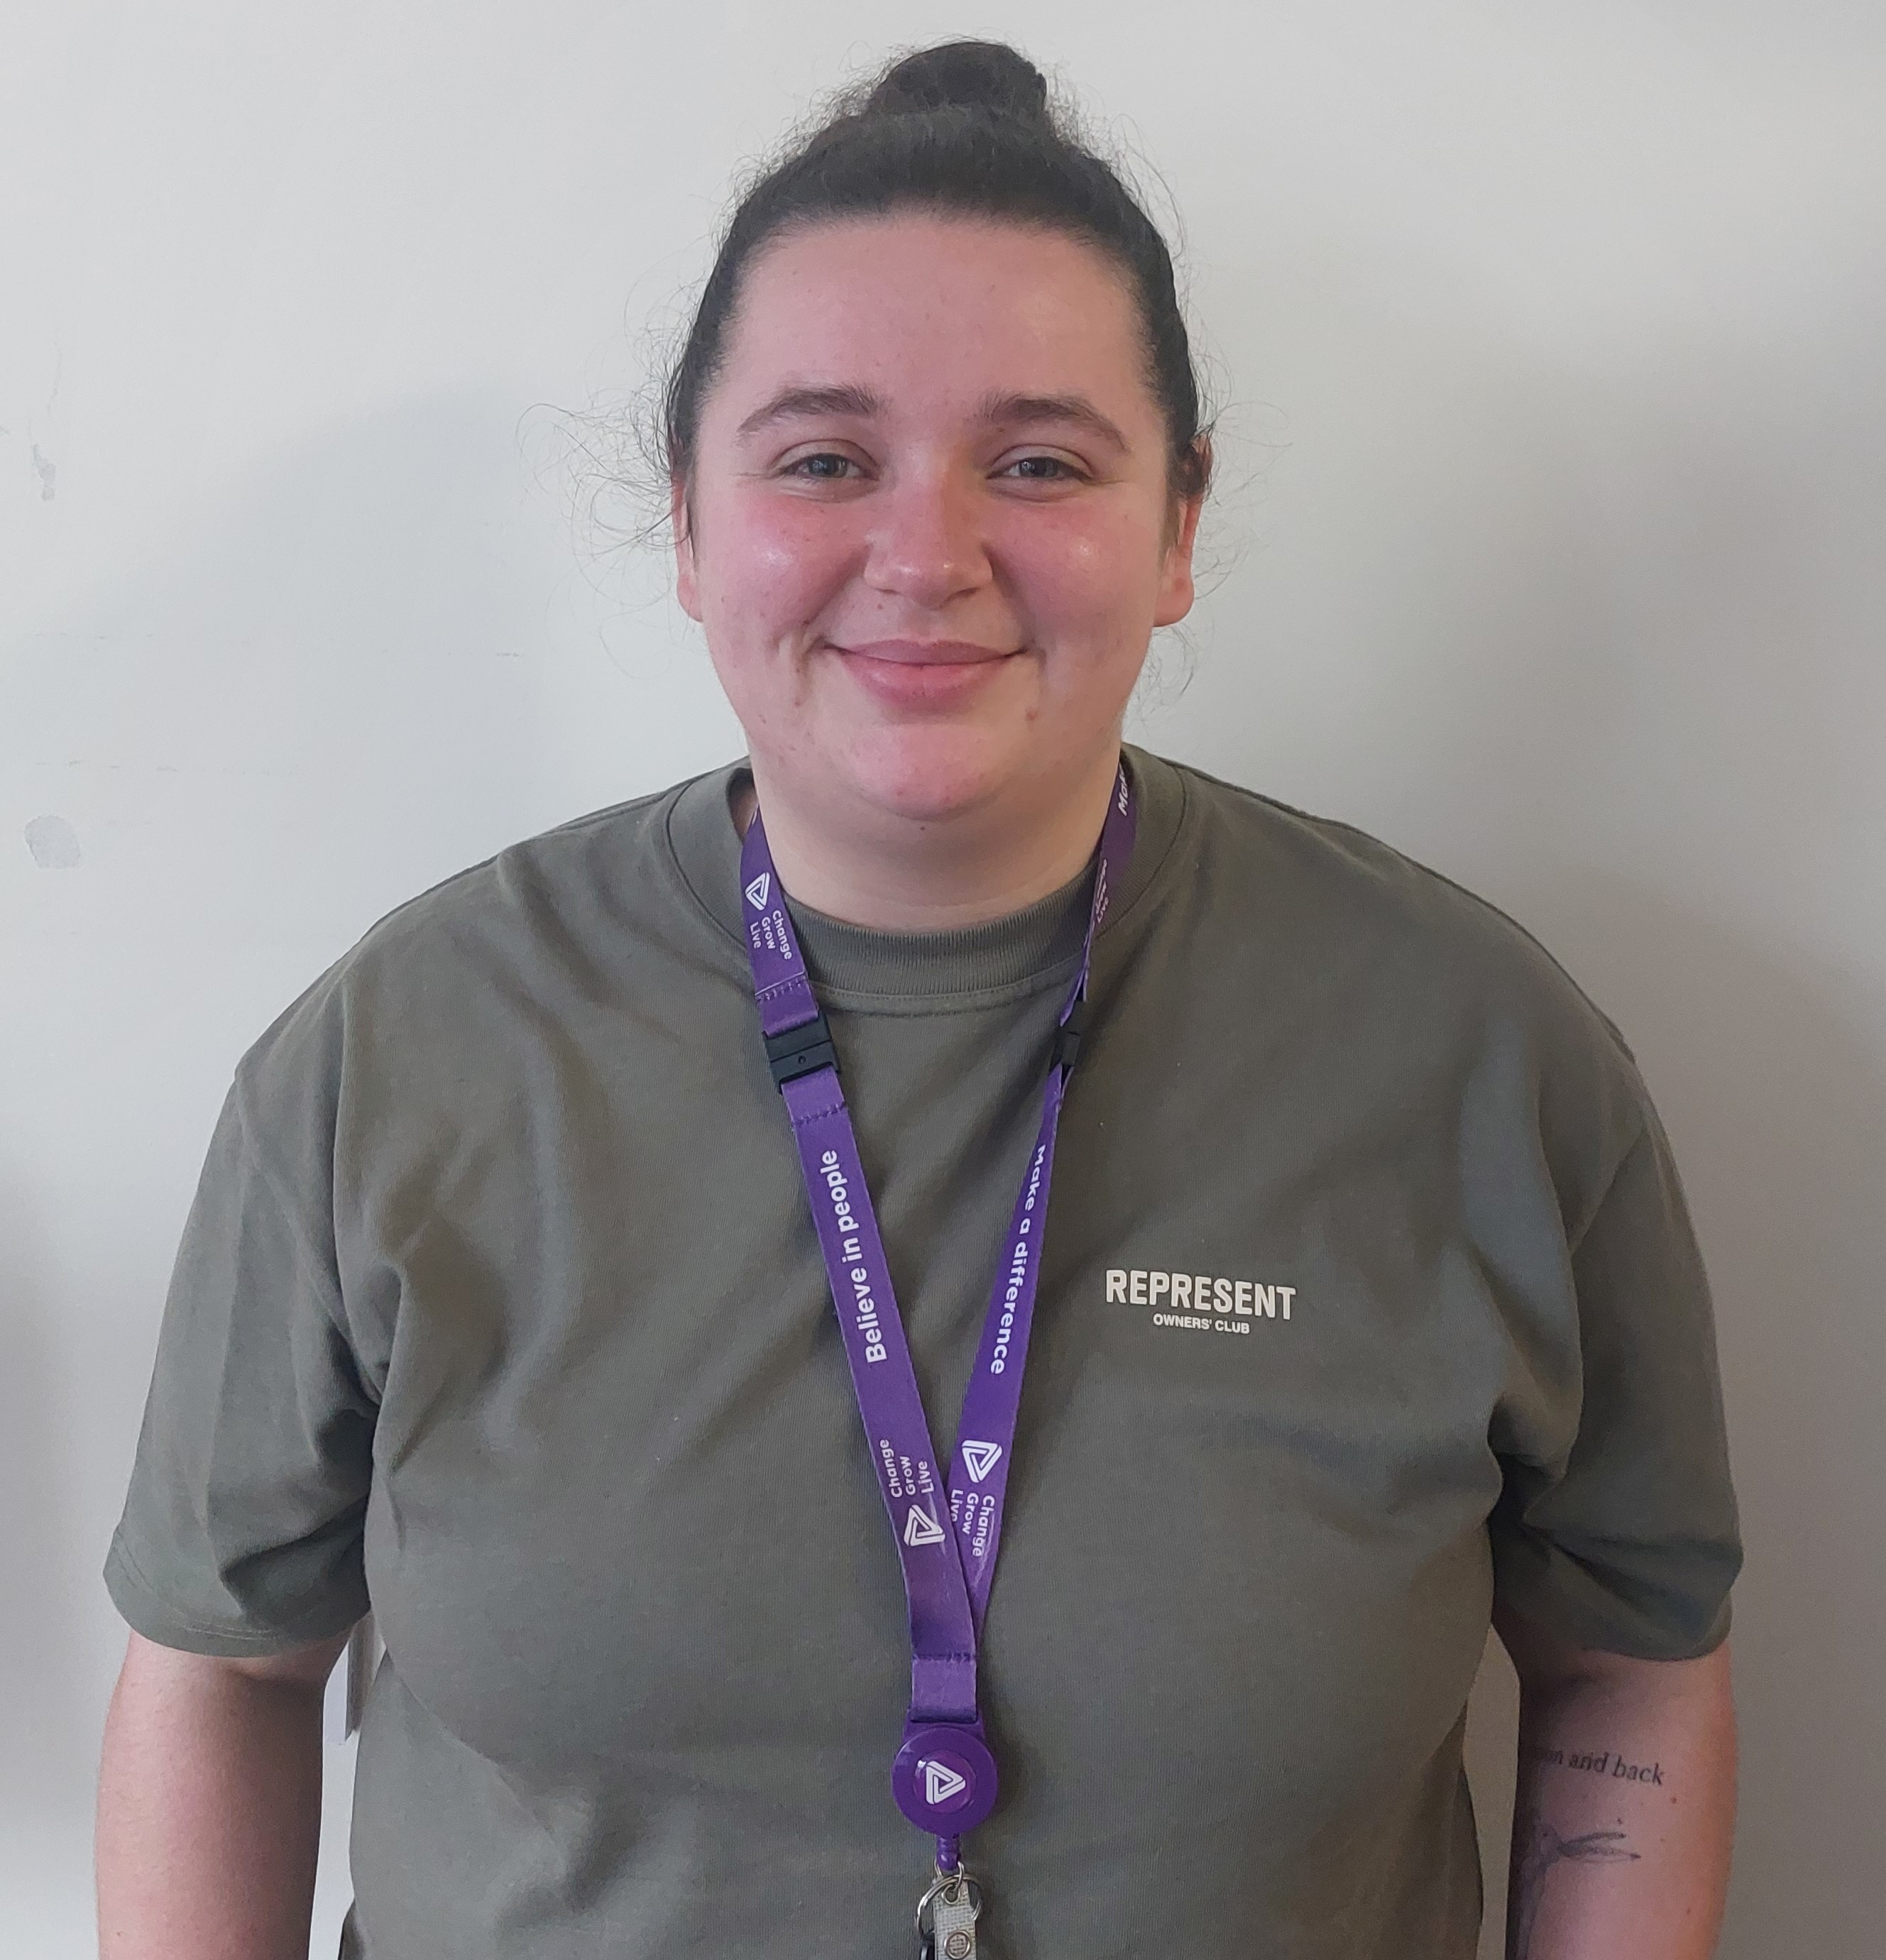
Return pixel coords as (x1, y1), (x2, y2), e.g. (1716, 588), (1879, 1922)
(655, 44), (1213, 929)
(676, 214), (1200, 923)
(97, 36), (1740, 1960)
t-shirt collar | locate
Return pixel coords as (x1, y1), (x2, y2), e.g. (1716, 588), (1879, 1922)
(665, 744), (1185, 1004)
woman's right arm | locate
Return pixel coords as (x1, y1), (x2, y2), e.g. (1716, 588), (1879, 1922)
(97, 1626), (351, 1959)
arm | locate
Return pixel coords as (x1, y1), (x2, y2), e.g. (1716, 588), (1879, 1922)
(97, 1625), (352, 1960)
(1495, 1603), (1736, 1960)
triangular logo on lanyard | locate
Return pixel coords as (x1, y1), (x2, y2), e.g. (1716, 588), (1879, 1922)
(904, 1504), (945, 1548)
(745, 872), (772, 910)
(960, 1441), (1003, 1484)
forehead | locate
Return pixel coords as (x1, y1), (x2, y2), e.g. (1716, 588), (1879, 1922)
(710, 214), (1150, 422)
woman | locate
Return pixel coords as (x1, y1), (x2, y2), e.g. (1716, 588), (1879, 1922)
(97, 39), (1740, 1960)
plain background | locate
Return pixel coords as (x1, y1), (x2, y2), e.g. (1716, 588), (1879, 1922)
(4, 3), (1882, 1954)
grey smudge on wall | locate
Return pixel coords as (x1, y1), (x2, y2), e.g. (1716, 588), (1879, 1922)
(25, 816), (82, 869)
(31, 445), (56, 500)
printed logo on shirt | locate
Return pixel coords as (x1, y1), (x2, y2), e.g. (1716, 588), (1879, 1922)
(1107, 1267), (1298, 1340)
(744, 872), (772, 910)
(904, 1504), (945, 1547)
(960, 1441), (1003, 1484)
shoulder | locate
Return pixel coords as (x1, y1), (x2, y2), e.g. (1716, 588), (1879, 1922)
(349, 778), (686, 973)
(1166, 755), (1628, 1038)
(229, 771), (721, 1117)
(1146, 754), (1655, 1203)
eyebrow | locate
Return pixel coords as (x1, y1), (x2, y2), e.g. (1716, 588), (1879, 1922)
(735, 384), (883, 439)
(982, 391), (1131, 452)
(734, 384), (1131, 452)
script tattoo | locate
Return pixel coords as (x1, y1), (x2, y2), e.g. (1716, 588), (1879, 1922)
(1507, 1812), (1639, 1960)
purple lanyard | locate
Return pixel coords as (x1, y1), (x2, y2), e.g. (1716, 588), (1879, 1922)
(740, 762), (1135, 1873)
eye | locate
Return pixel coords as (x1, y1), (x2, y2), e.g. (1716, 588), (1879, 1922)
(999, 454), (1085, 483)
(780, 451), (861, 481)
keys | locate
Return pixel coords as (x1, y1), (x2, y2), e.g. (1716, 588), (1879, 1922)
(916, 1863), (982, 1960)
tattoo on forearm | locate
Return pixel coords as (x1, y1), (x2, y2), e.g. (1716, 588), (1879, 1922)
(1508, 1813), (1640, 1960)
(1522, 1745), (1667, 1788)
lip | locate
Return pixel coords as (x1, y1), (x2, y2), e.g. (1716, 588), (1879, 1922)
(833, 638), (1020, 664)
(827, 637), (1026, 711)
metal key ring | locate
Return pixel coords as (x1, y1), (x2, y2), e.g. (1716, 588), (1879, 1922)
(914, 1866), (983, 1935)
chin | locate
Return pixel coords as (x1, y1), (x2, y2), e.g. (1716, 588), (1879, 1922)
(828, 723), (1028, 826)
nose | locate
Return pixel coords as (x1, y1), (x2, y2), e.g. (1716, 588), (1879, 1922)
(862, 463), (990, 609)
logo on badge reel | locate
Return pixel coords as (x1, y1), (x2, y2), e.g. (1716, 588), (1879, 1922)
(892, 1724), (999, 1835)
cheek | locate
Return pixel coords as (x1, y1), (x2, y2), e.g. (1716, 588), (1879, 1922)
(702, 494), (855, 636)
(1007, 503), (1160, 650)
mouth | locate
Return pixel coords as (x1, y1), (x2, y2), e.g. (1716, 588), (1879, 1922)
(827, 637), (1026, 709)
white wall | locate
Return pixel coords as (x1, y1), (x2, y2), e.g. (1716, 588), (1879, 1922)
(4, 4), (1882, 1954)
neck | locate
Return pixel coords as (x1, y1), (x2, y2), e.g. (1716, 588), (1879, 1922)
(736, 746), (1124, 931)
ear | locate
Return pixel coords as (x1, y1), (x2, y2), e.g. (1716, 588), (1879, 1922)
(1152, 488), (1204, 630)
(671, 476), (702, 623)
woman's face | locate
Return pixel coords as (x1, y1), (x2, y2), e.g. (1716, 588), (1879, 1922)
(674, 214), (1202, 831)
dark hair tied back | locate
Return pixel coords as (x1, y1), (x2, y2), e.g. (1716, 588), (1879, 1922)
(862, 40), (1051, 123)
(663, 38), (1213, 526)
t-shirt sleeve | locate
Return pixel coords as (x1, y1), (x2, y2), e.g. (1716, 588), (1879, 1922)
(1488, 1101), (1742, 1660)
(104, 1073), (377, 1656)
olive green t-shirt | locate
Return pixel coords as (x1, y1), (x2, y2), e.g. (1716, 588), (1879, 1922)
(105, 748), (1740, 1959)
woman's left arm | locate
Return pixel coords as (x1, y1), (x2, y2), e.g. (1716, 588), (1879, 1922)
(1494, 1602), (1737, 1960)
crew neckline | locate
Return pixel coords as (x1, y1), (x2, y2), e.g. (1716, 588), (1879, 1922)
(665, 745), (1189, 1009)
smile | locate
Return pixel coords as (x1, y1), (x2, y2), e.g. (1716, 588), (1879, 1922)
(828, 638), (1026, 709)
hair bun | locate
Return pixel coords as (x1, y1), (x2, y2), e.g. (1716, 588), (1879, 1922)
(864, 39), (1050, 123)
